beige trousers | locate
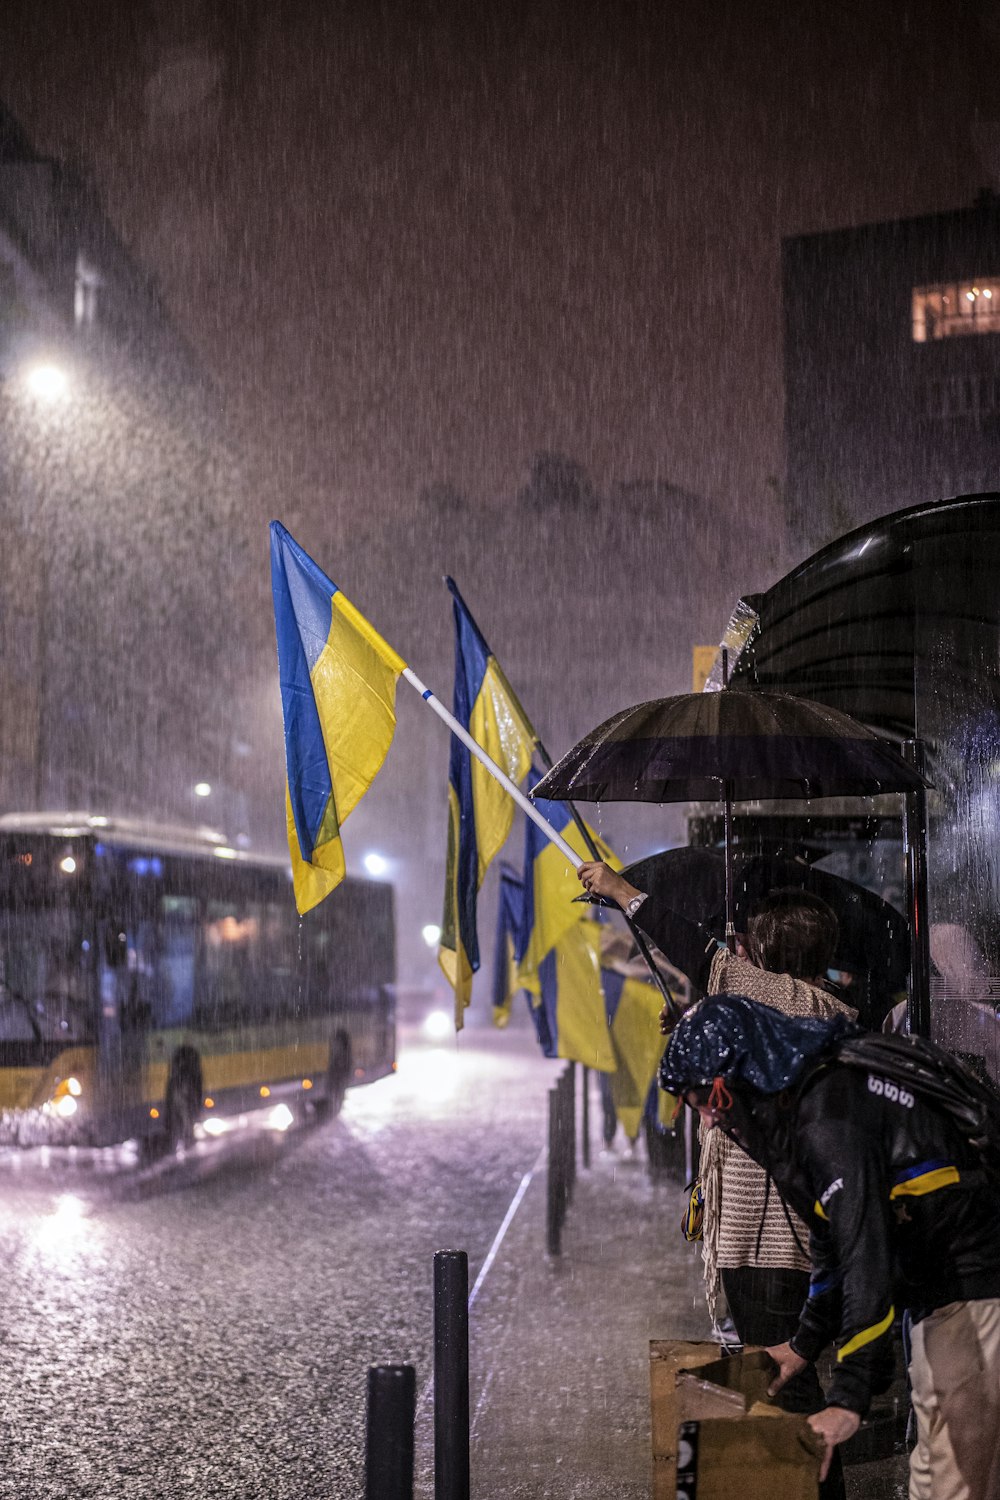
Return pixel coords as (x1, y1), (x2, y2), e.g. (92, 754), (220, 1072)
(908, 1298), (1000, 1500)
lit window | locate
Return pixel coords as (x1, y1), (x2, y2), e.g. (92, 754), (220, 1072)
(913, 280), (1000, 341)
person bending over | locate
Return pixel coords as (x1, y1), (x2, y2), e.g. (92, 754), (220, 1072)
(660, 995), (1000, 1497)
(579, 862), (854, 1498)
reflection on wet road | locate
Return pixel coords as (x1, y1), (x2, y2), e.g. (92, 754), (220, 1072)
(0, 1016), (554, 1499)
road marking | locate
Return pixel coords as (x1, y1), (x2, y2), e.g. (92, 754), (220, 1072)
(470, 1368), (495, 1438)
(416, 1145), (545, 1416)
(469, 1147), (544, 1309)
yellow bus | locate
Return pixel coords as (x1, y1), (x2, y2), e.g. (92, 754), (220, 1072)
(0, 814), (396, 1148)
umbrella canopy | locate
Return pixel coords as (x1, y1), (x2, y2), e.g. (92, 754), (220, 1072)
(621, 846), (909, 1017)
(531, 687), (929, 805)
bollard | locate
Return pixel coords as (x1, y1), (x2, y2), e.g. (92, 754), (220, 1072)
(434, 1249), (470, 1500)
(547, 1066), (577, 1255)
(547, 1084), (561, 1255)
(581, 1065), (591, 1169)
(366, 1363), (415, 1500)
(567, 1062), (577, 1197)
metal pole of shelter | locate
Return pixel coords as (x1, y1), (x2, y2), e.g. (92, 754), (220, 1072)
(721, 647), (737, 954)
(902, 738), (931, 1039)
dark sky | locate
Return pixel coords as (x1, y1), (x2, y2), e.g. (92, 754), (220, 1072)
(2, 0), (995, 557)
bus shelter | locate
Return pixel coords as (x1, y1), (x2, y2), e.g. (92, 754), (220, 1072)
(725, 492), (1000, 1084)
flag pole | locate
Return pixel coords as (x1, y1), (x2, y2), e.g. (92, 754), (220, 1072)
(534, 739), (684, 1023)
(399, 666), (583, 870)
(443, 577), (682, 1021)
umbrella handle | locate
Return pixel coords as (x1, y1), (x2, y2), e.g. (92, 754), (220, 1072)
(724, 777), (737, 955)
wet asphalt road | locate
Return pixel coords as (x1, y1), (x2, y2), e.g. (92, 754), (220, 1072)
(0, 1012), (554, 1499)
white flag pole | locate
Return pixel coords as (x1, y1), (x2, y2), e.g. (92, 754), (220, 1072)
(400, 666), (583, 869)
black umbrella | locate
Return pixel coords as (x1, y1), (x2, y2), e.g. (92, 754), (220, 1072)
(532, 685), (929, 947)
(534, 687), (928, 803)
(621, 846), (909, 1023)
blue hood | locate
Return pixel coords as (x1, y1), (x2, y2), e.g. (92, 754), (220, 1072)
(659, 994), (857, 1096)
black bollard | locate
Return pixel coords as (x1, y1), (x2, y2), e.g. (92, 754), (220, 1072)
(566, 1063), (577, 1197)
(434, 1249), (470, 1500)
(366, 1363), (415, 1500)
(547, 1084), (561, 1255)
(581, 1065), (590, 1169)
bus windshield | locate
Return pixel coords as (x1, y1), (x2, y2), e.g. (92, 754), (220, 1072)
(0, 902), (94, 1045)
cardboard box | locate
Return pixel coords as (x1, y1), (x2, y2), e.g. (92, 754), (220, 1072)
(650, 1341), (822, 1499)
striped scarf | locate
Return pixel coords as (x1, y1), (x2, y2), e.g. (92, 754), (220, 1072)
(699, 949), (857, 1324)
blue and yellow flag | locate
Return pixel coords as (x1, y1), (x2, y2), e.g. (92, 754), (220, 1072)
(492, 863), (526, 1029)
(439, 578), (536, 1023)
(271, 522), (405, 915)
(532, 920), (616, 1072)
(516, 774), (620, 995)
(600, 963), (667, 1140)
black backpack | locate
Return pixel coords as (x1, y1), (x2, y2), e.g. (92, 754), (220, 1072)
(833, 1031), (1000, 1187)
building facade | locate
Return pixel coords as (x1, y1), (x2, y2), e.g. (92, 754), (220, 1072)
(0, 102), (254, 834)
(783, 193), (1000, 554)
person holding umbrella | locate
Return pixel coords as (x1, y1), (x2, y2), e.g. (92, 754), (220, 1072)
(579, 861), (855, 1499)
(659, 994), (1000, 1497)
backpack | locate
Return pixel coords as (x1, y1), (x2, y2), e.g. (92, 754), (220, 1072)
(832, 1031), (1000, 1187)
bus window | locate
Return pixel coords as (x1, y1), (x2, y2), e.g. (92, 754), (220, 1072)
(262, 902), (300, 1016)
(0, 994), (38, 1043)
(157, 896), (197, 1028)
(0, 906), (94, 1043)
(201, 900), (296, 1026)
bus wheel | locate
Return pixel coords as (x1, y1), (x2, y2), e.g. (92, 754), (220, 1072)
(316, 1032), (352, 1121)
(165, 1059), (202, 1149)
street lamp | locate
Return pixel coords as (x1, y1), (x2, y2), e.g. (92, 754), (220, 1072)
(25, 364), (69, 401)
(193, 782), (212, 798)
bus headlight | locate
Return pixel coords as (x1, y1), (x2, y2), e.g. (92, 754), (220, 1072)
(51, 1076), (83, 1116)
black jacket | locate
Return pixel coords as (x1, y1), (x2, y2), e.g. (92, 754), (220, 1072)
(729, 1059), (1000, 1416)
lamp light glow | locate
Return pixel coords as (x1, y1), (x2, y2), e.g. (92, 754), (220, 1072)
(26, 364), (68, 400)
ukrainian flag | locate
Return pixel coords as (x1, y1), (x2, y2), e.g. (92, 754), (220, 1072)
(492, 863), (525, 1029)
(516, 773), (620, 995)
(271, 522), (404, 915)
(439, 578), (536, 1022)
(601, 965), (667, 1140)
(533, 920), (616, 1072)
